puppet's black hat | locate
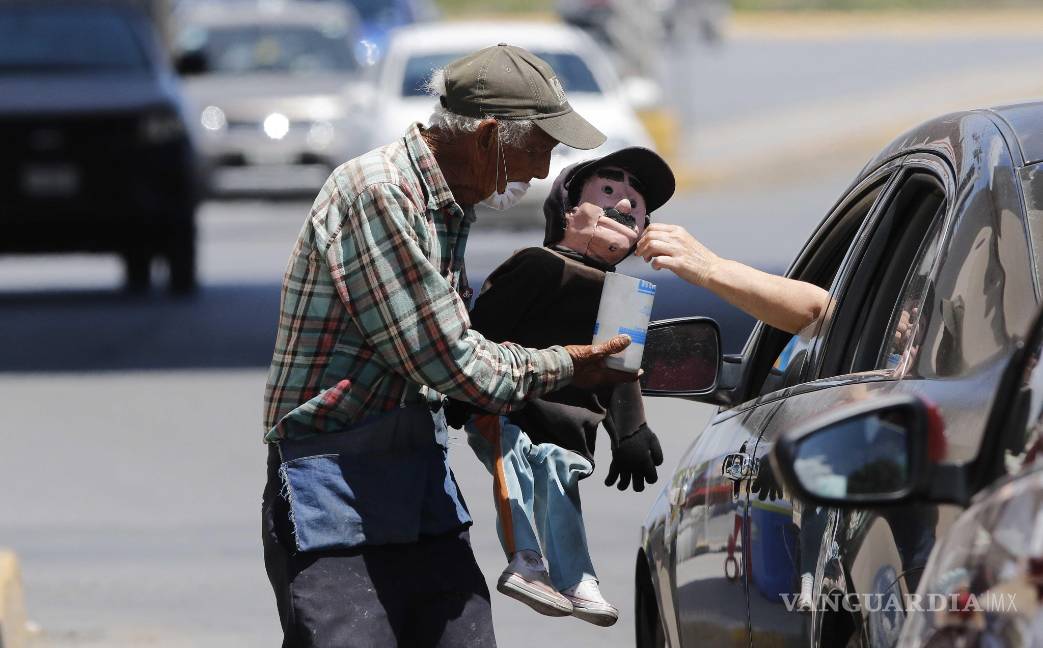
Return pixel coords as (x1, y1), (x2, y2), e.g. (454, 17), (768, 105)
(542, 147), (675, 246)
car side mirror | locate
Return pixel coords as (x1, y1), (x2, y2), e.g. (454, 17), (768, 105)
(640, 317), (720, 396)
(772, 394), (967, 507)
(175, 49), (208, 76)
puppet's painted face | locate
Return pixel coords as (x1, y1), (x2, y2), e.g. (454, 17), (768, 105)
(559, 166), (648, 265)
(577, 166), (649, 229)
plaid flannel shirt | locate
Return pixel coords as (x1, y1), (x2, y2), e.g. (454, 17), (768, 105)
(263, 124), (573, 442)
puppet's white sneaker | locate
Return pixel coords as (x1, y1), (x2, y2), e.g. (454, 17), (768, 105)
(560, 579), (619, 627)
(497, 551), (574, 617)
(797, 573), (815, 612)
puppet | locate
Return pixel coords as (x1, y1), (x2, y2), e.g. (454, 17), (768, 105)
(446, 147), (676, 626)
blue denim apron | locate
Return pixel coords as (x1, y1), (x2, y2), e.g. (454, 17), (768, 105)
(276, 405), (471, 551)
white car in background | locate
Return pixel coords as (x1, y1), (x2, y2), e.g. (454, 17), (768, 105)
(369, 21), (656, 221)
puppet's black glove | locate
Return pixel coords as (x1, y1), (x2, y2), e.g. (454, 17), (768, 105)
(605, 424), (663, 492)
(443, 398), (474, 430)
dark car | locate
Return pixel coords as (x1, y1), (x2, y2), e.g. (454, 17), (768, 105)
(0, 2), (199, 292)
(771, 298), (1043, 647)
(634, 101), (1043, 647)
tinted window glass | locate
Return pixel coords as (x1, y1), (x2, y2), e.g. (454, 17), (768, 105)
(0, 7), (148, 73)
(1020, 163), (1043, 294)
(1004, 336), (1043, 477)
(877, 215), (944, 373)
(182, 23), (356, 75)
(830, 172), (947, 373)
(401, 51), (600, 97)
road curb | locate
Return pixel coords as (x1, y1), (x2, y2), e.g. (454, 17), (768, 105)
(0, 549), (28, 648)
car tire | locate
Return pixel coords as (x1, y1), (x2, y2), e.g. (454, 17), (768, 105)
(167, 215), (197, 295)
(635, 552), (666, 648)
(123, 250), (151, 292)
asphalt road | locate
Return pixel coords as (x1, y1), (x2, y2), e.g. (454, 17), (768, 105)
(0, 178), (840, 648)
(3, 20), (1043, 648)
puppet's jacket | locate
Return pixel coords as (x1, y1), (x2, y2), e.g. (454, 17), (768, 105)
(448, 246), (648, 463)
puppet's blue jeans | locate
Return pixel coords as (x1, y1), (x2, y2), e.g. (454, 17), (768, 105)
(465, 415), (597, 591)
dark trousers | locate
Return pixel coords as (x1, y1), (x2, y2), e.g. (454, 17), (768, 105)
(262, 447), (497, 648)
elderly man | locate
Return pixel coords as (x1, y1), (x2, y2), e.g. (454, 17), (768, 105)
(261, 44), (634, 647)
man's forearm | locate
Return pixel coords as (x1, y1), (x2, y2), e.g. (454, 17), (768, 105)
(705, 258), (829, 334)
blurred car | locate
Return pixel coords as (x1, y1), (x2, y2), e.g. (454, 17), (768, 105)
(0, 1), (199, 292)
(174, 1), (370, 197)
(772, 298), (1043, 648)
(369, 20), (655, 222)
(634, 100), (1043, 647)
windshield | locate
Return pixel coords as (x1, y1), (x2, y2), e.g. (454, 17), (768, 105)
(181, 23), (357, 75)
(0, 6), (149, 74)
(400, 51), (601, 97)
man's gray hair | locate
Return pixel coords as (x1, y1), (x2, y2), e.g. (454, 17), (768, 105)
(425, 68), (536, 147)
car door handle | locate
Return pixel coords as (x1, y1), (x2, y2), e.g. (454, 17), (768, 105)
(722, 453), (759, 482)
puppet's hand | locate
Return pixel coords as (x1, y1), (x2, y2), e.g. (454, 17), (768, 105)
(605, 424), (664, 492)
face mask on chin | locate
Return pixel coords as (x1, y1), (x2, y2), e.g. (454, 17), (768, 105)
(479, 125), (530, 210)
(482, 181), (530, 210)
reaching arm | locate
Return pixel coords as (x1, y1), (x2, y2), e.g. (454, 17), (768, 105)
(636, 223), (829, 334)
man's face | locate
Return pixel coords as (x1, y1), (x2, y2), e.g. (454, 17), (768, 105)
(439, 119), (559, 205)
(498, 127), (558, 190)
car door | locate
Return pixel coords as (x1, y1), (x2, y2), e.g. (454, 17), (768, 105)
(664, 161), (901, 648)
(741, 155), (954, 648)
(746, 145), (1039, 647)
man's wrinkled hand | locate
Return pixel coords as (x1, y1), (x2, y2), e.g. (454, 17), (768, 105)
(565, 334), (639, 389)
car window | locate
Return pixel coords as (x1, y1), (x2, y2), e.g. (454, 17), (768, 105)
(1003, 338), (1043, 477)
(846, 173), (946, 374)
(876, 215), (945, 373)
(822, 171), (946, 377)
(399, 51), (601, 97)
(752, 179), (889, 396)
(0, 6), (149, 73)
(180, 23), (357, 75)
(1020, 161), (1043, 298)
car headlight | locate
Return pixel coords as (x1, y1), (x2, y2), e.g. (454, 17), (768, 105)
(899, 472), (1043, 648)
(200, 105), (226, 132)
(140, 109), (186, 144)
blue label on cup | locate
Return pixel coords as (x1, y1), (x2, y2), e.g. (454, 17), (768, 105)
(617, 326), (647, 345)
(638, 280), (656, 295)
(593, 322), (600, 336)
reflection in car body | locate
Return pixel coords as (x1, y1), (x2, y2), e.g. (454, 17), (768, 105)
(0, 1), (199, 292)
(635, 101), (1043, 647)
(174, 1), (370, 197)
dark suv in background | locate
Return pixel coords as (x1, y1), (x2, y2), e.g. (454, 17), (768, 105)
(0, 1), (199, 293)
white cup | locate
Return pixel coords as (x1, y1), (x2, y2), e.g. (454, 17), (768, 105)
(592, 272), (656, 372)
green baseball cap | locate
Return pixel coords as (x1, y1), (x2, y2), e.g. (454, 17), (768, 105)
(440, 43), (607, 150)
